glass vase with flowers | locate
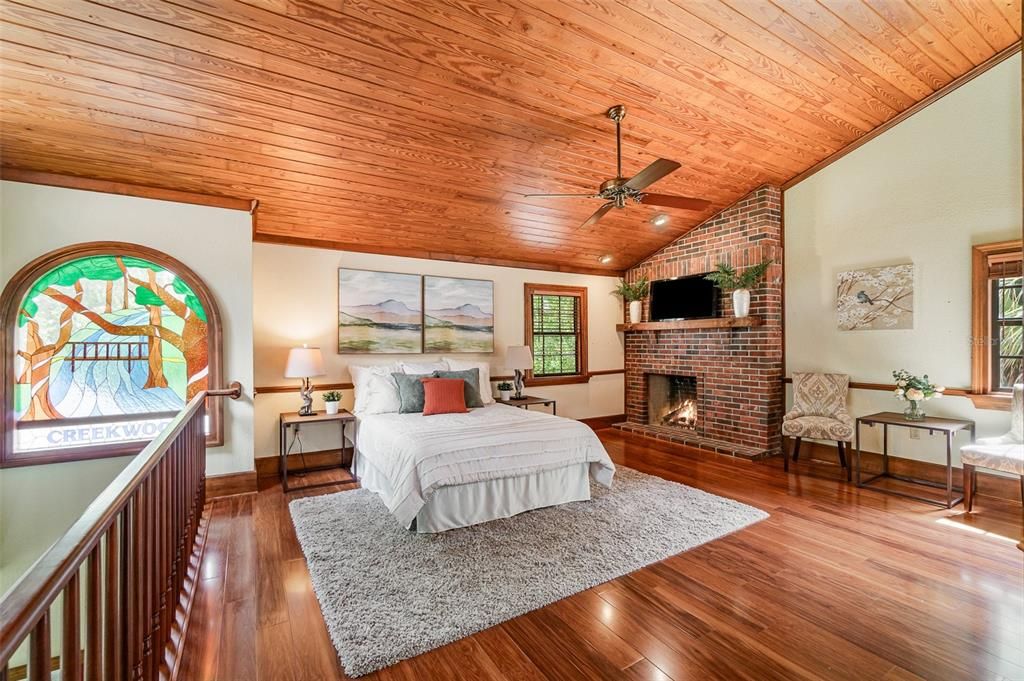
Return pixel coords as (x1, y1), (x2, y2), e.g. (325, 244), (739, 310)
(892, 369), (944, 421)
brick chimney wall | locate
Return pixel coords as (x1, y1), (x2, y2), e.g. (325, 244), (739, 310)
(624, 185), (784, 457)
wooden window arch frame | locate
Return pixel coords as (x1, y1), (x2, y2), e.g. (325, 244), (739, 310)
(0, 241), (226, 467)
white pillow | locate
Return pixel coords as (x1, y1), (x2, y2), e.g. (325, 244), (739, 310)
(400, 360), (449, 374)
(349, 363), (402, 415)
(444, 358), (495, 404)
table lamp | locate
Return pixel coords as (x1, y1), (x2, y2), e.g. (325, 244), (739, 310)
(285, 345), (325, 416)
(505, 345), (533, 400)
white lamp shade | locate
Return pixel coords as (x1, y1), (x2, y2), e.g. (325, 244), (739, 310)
(505, 345), (534, 370)
(284, 346), (325, 378)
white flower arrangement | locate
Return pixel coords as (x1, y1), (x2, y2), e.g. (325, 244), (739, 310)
(891, 369), (944, 402)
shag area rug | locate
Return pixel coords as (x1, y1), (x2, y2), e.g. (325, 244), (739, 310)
(289, 467), (767, 677)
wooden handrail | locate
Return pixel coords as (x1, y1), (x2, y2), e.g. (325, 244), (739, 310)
(208, 380), (243, 400)
(0, 383), (242, 679)
(781, 376), (971, 395)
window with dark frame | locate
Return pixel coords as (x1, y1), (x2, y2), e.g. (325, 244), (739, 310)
(524, 284), (588, 381)
(990, 275), (1022, 391)
(971, 240), (1023, 406)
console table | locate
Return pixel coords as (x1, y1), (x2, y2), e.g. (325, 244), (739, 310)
(854, 412), (975, 509)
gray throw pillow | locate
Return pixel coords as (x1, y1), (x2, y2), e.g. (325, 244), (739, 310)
(391, 372), (434, 413)
(434, 368), (484, 408)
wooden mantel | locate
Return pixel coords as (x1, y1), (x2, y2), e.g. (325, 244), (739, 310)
(616, 316), (763, 332)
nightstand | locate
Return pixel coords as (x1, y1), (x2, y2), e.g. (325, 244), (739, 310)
(497, 395), (556, 415)
(279, 410), (358, 493)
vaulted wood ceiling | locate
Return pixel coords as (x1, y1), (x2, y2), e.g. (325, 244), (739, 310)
(0, 1), (1020, 274)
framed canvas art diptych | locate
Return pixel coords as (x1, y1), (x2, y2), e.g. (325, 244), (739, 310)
(424, 276), (494, 353)
(338, 269), (423, 353)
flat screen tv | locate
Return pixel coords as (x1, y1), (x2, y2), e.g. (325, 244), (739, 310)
(649, 274), (719, 321)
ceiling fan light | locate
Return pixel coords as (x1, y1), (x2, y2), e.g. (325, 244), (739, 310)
(598, 254), (614, 264)
(651, 213), (670, 227)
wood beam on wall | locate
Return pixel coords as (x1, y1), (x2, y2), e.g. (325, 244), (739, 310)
(1, 167), (253, 211)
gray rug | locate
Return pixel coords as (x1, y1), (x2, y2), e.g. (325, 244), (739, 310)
(289, 467), (767, 677)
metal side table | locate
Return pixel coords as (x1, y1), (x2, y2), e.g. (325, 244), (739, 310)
(854, 412), (975, 509)
(279, 410), (358, 493)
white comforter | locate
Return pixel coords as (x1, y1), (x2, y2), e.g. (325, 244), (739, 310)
(356, 404), (615, 529)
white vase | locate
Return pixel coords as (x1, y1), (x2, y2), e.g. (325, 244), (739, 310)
(732, 289), (751, 317)
(628, 300), (643, 323)
(324, 401), (340, 415)
(499, 389), (512, 401)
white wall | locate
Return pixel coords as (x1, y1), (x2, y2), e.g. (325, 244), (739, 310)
(0, 181), (255, 475)
(252, 242), (625, 458)
(0, 456), (130, 596)
(784, 54), (1022, 463)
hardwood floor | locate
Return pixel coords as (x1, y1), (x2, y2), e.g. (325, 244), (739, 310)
(177, 430), (1024, 680)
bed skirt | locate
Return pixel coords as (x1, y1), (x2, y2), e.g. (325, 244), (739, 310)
(356, 453), (591, 533)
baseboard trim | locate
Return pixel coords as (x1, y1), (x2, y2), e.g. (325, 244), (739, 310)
(786, 438), (1023, 502)
(256, 448), (351, 480)
(580, 414), (626, 430)
(204, 470), (257, 498)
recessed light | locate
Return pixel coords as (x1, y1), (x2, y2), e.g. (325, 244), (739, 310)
(650, 213), (670, 227)
(598, 254), (614, 264)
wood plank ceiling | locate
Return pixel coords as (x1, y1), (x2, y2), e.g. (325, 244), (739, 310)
(0, 0), (1020, 274)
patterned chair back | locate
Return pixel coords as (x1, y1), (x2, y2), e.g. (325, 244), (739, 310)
(791, 372), (850, 418)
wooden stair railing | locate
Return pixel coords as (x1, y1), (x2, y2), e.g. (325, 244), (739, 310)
(0, 382), (242, 681)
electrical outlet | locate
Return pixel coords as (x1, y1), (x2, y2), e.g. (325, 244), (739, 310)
(909, 429), (920, 440)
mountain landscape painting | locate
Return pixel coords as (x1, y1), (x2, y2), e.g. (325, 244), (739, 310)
(339, 269), (423, 353)
(424, 276), (494, 353)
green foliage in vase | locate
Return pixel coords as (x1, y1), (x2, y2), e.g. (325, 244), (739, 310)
(496, 381), (513, 391)
(611, 277), (650, 302)
(891, 369), (944, 402)
(322, 390), (342, 402)
(703, 259), (773, 291)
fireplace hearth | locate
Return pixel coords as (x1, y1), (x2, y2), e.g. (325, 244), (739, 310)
(647, 374), (698, 430)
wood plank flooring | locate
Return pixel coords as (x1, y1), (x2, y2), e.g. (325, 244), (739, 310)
(177, 430), (1024, 680)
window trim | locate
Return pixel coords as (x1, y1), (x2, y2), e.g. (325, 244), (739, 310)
(969, 239), (1022, 411)
(523, 283), (589, 386)
(1, 241), (225, 467)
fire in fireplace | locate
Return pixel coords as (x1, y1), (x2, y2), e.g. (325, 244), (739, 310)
(647, 374), (698, 430)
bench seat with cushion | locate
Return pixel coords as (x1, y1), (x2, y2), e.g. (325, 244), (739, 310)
(961, 384), (1023, 512)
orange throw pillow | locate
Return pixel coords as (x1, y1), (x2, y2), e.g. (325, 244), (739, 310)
(421, 378), (469, 415)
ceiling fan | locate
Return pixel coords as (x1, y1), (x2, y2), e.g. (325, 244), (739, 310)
(525, 105), (711, 228)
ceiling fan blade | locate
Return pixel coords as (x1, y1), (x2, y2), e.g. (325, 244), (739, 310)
(523, 192), (601, 198)
(581, 202), (615, 229)
(639, 193), (712, 211)
(623, 158), (682, 191)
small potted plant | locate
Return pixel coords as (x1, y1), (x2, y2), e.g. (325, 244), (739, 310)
(497, 381), (513, 401)
(322, 390), (342, 415)
(612, 277), (650, 324)
(892, 369), (943, 421)
(704, 259), (773, 317)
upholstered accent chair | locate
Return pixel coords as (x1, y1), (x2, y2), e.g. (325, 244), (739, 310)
(782, 372), (854, 479)
(961, 383), (1024, 512)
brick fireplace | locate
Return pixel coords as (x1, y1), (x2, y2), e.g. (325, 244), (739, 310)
(617, 186), (784, 459)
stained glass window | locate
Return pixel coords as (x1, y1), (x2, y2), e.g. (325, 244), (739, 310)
(11, 254), (211, 454)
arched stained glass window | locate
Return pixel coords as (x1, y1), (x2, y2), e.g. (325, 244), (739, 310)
(2, 243), (224, 466)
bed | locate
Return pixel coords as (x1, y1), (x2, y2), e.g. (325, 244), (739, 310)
(354, 403), (615, 533)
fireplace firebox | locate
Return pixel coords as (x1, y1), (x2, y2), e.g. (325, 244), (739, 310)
(647, 374), (698, 430)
